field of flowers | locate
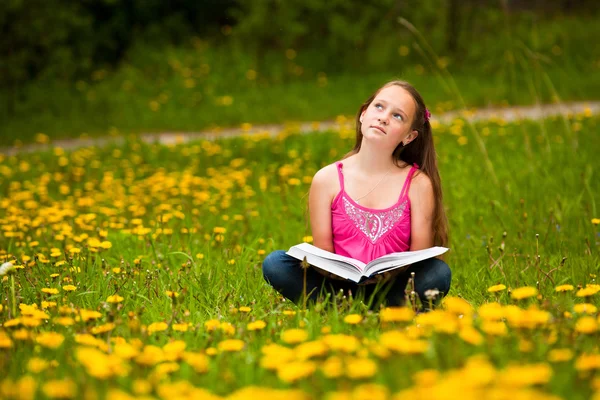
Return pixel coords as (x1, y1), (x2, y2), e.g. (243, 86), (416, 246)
(1, 111), (599, 399)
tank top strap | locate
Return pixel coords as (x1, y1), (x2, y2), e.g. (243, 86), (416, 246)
(399, 163), (419, 199)
(336, 162), (345, 191)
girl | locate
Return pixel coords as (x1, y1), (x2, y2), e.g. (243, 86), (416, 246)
(262, 80), (451, 309)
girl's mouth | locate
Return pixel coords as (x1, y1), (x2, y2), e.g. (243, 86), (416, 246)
(371, 126), (386, 134)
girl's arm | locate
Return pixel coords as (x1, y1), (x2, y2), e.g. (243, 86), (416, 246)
(409, 172), (436, 250)
(308, 166), (335, 253)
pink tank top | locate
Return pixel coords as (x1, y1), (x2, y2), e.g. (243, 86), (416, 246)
(331, 162), (419, 264)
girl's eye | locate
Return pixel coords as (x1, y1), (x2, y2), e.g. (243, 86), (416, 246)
(394, 113), (403, 121)
(375, 104), (383, 110)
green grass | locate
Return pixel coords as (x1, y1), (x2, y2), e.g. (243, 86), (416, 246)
(2, 36), (600, 148)
(0, 111), (599, 398)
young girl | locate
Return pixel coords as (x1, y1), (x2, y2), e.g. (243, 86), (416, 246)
(262, 80), (451, 309)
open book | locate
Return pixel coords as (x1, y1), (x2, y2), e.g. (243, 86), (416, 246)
(286, 243), (448, 284)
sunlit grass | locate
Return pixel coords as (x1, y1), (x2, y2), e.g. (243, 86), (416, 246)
(0, 111), (599, 399)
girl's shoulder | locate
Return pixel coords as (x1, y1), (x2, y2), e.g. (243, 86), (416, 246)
(312, 161), (341, 185)
(311, 160), (346, 195)
(407, 168), (434, 200)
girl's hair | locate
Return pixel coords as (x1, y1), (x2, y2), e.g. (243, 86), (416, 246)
(343, 80), (449, 247)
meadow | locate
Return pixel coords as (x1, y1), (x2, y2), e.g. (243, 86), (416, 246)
(1, 110), (600, 399)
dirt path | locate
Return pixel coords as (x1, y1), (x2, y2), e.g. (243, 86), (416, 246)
(3, 101), (599, 156)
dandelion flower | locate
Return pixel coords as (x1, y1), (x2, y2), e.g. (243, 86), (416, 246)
(106, 295), (124, 303)
(247, 320), (267, 331)
(277, 361), (317, 383)
(204, 319), (220, 331)
(42, 379), (77, 399)
(281, 329), (309, 344)
(573, 303), (597, 314)
(345, 358), (378, 379)
(459, 326), (484, 346)
(510, 286), (538, 300)
(62, 285), (76, 292)
(147, 322), (168, 334)
(172, 323), (189, 332)
(42, 288), (59, 295)
(344, 314), (363, 324)
(443, 296), (473, 316)
(36, 332), (65, 349)
(575, 317), (598, 334)
(380, 307), (414, 322)
(554, 284), (574, 292)
(548, 349), (573, 363)
(217, 339), (245, 352)
(576, 286), (600, 298)
(487, 284), (507, 293)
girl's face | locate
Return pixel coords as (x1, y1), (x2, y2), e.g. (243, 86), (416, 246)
(359, 85), (419, 148)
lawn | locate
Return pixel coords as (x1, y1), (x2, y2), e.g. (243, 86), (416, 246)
(0, 111), (599, 399)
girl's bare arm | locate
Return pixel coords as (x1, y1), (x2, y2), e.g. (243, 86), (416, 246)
(308, 166), (335, 253)
(409, 172), (436, 251)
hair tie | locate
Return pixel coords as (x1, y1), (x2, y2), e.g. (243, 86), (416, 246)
(424, 108), (431, 123)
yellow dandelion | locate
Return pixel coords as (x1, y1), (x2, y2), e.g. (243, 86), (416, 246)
(380, 307), (414, 322)
(487, 284), (507, 293)
(277, 361), (317, 383)
(36, 332), (65, 349)
(510, 286), (538, 300)
(172, 323), (189, 332)
(247, 320), (267, 331)
(576, 286), (600, 298)
(548, 348), (573, 363)
(42, 288), (59, 295)
(345, 358), (378, 379)
(204, 319), (220, 331)
(42, 379), (77, 399)
(106, 294), (123, 303)
(575, 317), (598, 334)
(281, 328), (309, 344)
(555, 284), (574, 292)
(147, 322), (168, 334)
(62, 285), (76, 292)
(573, 303), (598, 314)
(217, 339), (245, 352)
(344, 314), (363, 324)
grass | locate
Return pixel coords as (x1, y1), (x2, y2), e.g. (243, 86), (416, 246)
(2, 33), (600, 148)
(0, 109), (599, 398)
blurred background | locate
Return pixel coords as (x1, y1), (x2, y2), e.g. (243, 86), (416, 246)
(1, 0), (600, 146)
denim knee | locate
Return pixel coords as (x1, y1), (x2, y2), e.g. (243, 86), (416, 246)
(413, 258), (452, 297)
(262, 250), (287, 284)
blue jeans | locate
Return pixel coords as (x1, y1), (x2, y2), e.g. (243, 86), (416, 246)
(262, 250), (451, 310)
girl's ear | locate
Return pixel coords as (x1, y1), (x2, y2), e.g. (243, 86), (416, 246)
(405, 130), (419, 145)
(359, 109), (366, 124)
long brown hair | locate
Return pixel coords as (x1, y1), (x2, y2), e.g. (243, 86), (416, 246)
(343, 80), (449, 247)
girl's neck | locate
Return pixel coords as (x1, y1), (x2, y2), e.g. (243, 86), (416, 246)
(353, 146), (397, 175)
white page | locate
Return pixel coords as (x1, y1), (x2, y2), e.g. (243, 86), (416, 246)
(364, 247), (448, 275)
(289, 243), (366, 270)
(286, 248), (361, 281)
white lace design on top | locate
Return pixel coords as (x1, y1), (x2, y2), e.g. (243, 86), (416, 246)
(342, 197), (408, 244)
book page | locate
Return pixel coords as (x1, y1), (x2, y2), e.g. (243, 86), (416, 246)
(286, 247), (362, 282)
(289, 243), (366, 270)
(364, 247), (449, 276)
